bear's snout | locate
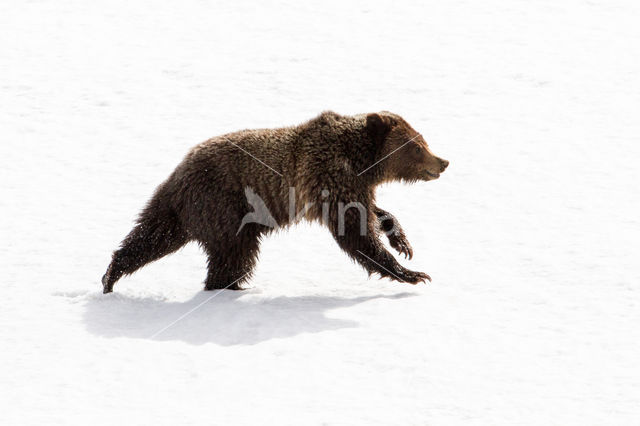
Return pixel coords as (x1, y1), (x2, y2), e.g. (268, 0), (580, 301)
(438, 158), (449, 173)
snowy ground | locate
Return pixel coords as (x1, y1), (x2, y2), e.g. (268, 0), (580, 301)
(2, 0), (640, 424)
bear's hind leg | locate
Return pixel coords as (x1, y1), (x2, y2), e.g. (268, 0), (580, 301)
(102, 202), (188, 293)
(203, 229), (262, 291)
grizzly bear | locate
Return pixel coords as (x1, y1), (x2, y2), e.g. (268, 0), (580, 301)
(102, 111), (449, 293)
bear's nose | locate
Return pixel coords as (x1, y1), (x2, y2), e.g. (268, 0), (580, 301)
(439, 159), (449, 172)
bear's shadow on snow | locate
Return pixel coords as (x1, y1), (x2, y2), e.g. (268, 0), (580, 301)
(80, 289), (416, 346)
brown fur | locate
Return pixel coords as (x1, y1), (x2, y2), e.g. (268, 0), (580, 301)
(102, 111), (449, 293)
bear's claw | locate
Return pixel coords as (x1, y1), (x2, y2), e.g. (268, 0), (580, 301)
(388, 232), (414, 260)
(382, 267), (431, 284)
(400, 270), (431, 284)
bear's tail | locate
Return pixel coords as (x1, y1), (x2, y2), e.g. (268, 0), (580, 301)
(102, 188), (188, 293)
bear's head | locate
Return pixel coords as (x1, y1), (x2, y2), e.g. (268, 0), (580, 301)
(366, 112), (448, 183)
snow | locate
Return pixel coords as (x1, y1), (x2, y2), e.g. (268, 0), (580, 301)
(1, 0), (639, 424)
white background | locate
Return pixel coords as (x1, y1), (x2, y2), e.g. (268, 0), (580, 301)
(1, 0), (639, 424)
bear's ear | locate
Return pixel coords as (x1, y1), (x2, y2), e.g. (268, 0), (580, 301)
(317, 110), (342, 126)
(366, 113), (394, 145)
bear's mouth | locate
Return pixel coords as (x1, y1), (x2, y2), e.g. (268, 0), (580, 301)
(425, 171), (440, 179)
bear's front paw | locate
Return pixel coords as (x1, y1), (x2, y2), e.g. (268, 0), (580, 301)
(388, 231), (413, 259)
(394, 268), (431, 284)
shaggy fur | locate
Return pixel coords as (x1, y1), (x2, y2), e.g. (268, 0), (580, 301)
(102, 111), (449, 293)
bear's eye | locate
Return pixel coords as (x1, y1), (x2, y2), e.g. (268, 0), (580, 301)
(413, 145), (422, 155)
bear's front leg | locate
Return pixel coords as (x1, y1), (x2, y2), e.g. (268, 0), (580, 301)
(374, 206), (414, 259)
(330, 209), (430, 284)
